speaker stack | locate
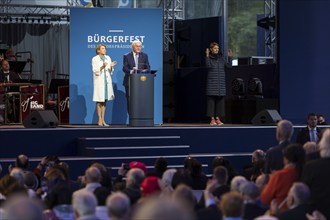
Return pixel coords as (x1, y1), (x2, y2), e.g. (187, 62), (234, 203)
(23, 110), (59, 128)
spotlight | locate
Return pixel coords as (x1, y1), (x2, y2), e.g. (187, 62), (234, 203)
(257, 16), (276, 30)
(247, 78), (263, 99)
(232, 78), (245, 99)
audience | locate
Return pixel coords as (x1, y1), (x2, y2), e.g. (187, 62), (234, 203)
(1, 127), (330, 220)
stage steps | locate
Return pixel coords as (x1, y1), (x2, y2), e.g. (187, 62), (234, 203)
(77, 134), (195, 173)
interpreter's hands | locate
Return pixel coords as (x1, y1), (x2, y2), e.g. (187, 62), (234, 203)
(110, 61), (117, 67)
(227, 49), (233, 57)
(205, 48), (210, 57)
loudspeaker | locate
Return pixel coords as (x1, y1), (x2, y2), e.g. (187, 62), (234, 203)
(251, 109), (282, 125)
(23, 110), (59, 128)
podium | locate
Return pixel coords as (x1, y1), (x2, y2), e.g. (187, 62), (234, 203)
(129, 73), (155, 127)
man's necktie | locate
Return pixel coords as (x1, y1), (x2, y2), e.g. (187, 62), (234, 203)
(134, 54), (139, 68)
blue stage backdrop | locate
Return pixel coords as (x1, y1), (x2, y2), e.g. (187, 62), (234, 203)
(70, 8), (163, 125)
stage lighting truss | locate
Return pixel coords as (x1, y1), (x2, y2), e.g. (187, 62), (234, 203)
(232, 78), (245, 99)
(247, 77), (263, 99)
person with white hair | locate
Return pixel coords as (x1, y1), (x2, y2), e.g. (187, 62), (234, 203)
(161, 168), (177, 194)
(302, 128), (330, 220)
(74, 166), (102, 195)
(106, 191), (130, 220)
(72, 190), (99, 220)
(264, 120), (294, 174)
(122, 39), (150, 113)
(230, 176), (247, 192)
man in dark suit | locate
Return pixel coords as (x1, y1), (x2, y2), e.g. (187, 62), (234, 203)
(122, 40), (150, 113)
(264, 120), (294, 174)
(296, 113), (322, 145)
(0, 59), (21, 83)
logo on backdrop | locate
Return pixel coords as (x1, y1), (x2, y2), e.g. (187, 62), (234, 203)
(21, 96), (44, 112)
(87, 29), (146, 49)
(60, 97), (70, 112)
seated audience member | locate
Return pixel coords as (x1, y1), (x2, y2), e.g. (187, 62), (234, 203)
(171, 169), (193, 189)
(219, 191), (244, 220)
(230, 176), (247, 192)
(147, 157), (168, 178)
(264, 120), (294, 174)
(275, 182), (316, 220)
(8, 154), (30, 173)
(302, 128), (330, 220)
(189, 159), (208, 190)
(212, 156), (238, 183)
(121, 168), (145, 205)
(172, 184), (196, 211)
(74, 166), (102, 195)
(317, 114), (327, 125)
(132, 196), (195, 220)
(1, 194), (44, 220)
(72, 190), (99, 220)
(140, 176), (161, 198)
(90, 162), (113, 191)
(296, 113), (321, 145)
(41, 167), (72, 209)
(161, 168), (177, 194)
(183, 157), (207, 189)
(240, 181), (267, 220)
(261, 144), (305, 212)
(0, 175), (27, 205)
(114, 161), (147, 190)
(255, 174), (270, 209)
(303, 141), (320, 161)
(196, 179), (223, 220)
(10, 168), (36, 198)
(106, 192), (130, 220)
(198, 166), (230, 209)
(243, 149), (266, 181)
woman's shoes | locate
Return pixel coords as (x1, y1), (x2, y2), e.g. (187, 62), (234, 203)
(215, 118), (224, 125)
(98, 121), (110, 127)
(102, 121), (110, 127)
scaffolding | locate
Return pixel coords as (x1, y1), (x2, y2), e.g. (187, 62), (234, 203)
(161, 0), (184, 51)
(1, 0), (184, 50)
(264, 0), (276, 62)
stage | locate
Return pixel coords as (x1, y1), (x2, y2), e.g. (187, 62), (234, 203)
(0, 123), (319, 179)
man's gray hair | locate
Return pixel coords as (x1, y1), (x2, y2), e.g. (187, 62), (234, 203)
(106, 191), (130, 219)
(72, 190), (97, 217)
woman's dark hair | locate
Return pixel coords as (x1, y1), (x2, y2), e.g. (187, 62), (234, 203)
(283, 143), (306, 178)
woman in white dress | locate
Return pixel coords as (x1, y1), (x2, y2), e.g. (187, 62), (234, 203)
(92, 44), (117, 126)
